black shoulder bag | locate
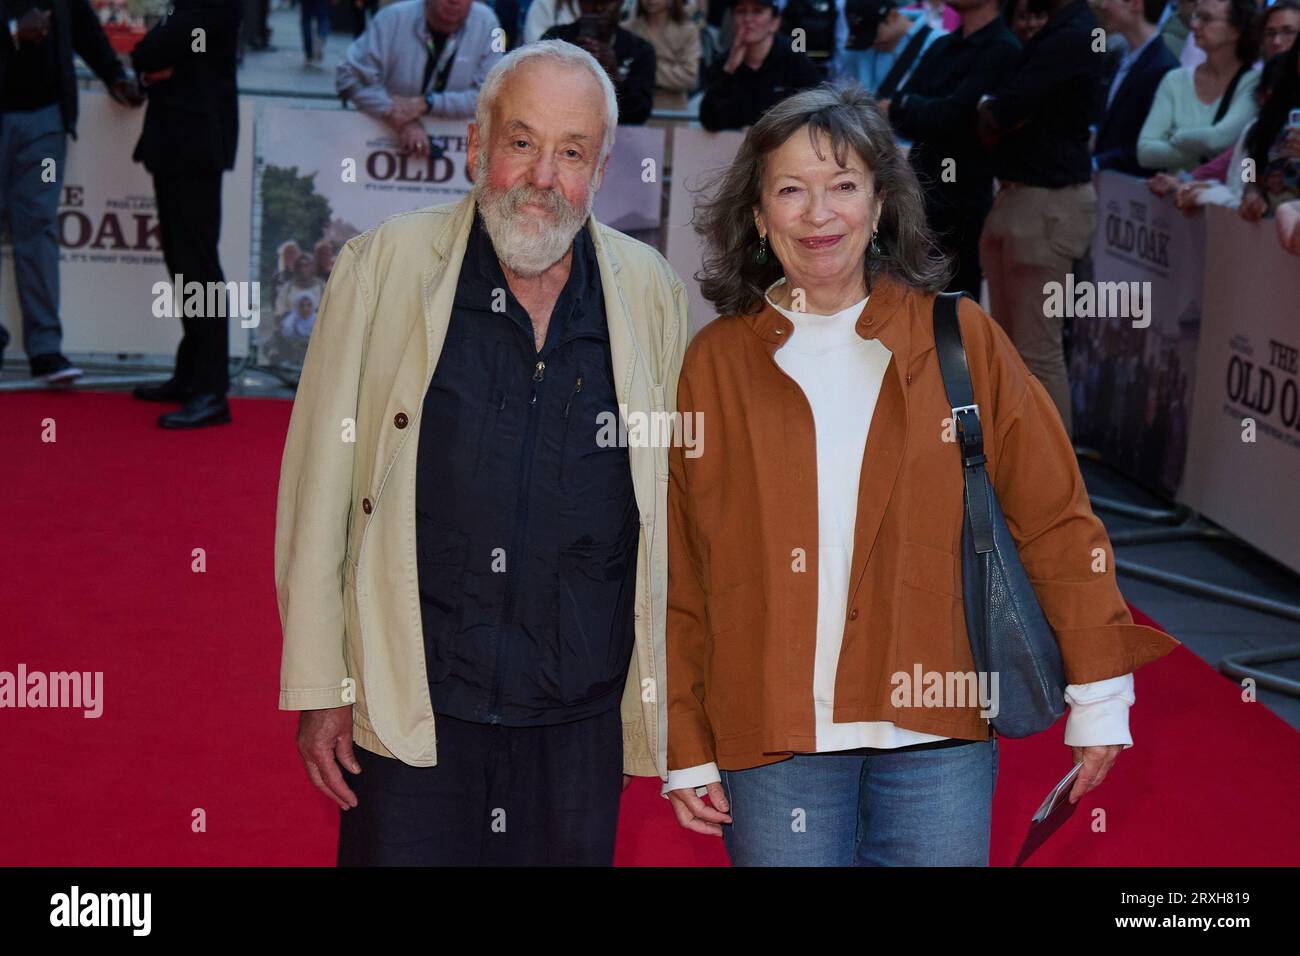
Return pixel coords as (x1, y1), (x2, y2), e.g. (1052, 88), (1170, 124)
(932, 291), (1067, 738)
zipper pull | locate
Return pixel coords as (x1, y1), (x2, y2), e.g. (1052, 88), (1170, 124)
(533, 361), (546, 382)
(563, 376), (583, 420)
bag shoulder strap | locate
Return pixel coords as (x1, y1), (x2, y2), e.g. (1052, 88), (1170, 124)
(1211, 64), (1250, 126)
(931, 291), (995, 554)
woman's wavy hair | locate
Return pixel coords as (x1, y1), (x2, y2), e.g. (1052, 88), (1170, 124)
(691, 82), (951, 317)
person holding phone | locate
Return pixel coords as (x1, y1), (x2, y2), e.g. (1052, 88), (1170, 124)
(1241, 41), (1300, 220)
(541, 0), (658, 125)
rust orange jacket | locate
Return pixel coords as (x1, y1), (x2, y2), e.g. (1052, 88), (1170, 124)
(666, 274), (1180, 773)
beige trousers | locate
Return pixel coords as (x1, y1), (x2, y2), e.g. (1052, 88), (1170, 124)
(978, 181), (1097, 439)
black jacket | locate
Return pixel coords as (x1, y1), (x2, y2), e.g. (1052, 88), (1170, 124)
(890, 16), (1021, 222)
(1093, 34), (1178, 177)
(541, 22), (656, 125)
(987, 0), (1104, 187)
(0, 0), (125, 136)
(131, 0), (241, 176)
(699, 33), (821, 131)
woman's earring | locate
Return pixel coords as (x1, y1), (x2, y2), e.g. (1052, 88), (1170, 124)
(753, 234), (769, 265)
(868, 229), (881, 257)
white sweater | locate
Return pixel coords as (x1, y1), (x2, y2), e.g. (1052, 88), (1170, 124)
(665, 281), (1136, 794)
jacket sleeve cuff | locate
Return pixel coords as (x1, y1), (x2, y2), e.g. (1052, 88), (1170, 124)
(1055, 622), (1179, 685)
(279, 685), (348, 710)
(661, 762), (722, 798)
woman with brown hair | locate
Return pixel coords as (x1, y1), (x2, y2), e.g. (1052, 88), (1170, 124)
(663, 83), (1178, 865)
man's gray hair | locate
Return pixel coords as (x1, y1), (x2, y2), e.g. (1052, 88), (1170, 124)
(474, 39), (619, 166)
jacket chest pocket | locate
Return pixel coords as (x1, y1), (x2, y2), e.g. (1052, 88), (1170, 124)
(557, 352), (627, 498)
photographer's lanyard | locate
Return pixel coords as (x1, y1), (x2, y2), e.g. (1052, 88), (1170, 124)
(422, 30), (460, 95)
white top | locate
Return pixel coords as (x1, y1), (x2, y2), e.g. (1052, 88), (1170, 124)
(1137, 65), (1260, 173)
(665, 279), (1136, 795)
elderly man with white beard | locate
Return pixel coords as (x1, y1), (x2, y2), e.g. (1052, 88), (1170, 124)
(274, 40), (689, 866)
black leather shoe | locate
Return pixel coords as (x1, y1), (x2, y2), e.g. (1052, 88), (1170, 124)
(158, 393), (232, 429)
(133, 378), (192, 402)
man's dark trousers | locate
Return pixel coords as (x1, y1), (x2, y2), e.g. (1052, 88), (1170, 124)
(336, 707), (625, 866)
(153, 172), (229, 396)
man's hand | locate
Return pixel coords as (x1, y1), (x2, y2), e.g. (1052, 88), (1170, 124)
(109, 78), (145, 107)
(14, 8), (52, 44)
(1067, 744), (1123, 803)
(667, 782), (732, 836)
(297, 705), (362, 810)
(397, 120), (430, 156)
(975, 98), (1000, 149)
(1275, 199), (1300, 255)
(385, 95), (428, 128)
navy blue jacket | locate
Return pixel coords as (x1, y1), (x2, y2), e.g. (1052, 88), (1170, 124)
(1094, 34), (1179, 177)
(414, 205), (639, 726)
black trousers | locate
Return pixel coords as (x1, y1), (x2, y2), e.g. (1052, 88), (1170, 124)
(153, 171), (230, 397)
(337, 707), (624, 866)
(932, 204), (989, 300)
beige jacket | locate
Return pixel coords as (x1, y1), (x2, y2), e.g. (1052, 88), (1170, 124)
(274, 193), (688, 777)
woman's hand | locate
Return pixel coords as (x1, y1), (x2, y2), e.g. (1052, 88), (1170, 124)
(1275, 200), (1300, 255)
(1239, 187), (1269, 222)
(668, 782), (732, 836)
(1146, 172), (1180, 198)
(1067, 744), (1123, 804)
(1173, 180), (1209, 211)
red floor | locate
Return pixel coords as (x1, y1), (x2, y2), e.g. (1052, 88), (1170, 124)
(2, 389), (1297, 865)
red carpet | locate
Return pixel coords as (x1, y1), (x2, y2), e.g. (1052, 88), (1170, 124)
(2, 389), (1298, 866)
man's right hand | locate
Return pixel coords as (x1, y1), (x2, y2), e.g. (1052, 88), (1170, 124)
(296, 705), (362, 810)
(667, 782), (732, 837)
(15, 8), (52, 44)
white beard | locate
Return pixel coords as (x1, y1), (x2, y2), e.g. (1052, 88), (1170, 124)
(472, 150), (596, 278)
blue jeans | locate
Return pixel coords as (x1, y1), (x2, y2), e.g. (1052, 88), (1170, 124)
(300, 0), (330, 57)
(0, 104), (67, 359)
(719, 738), (999, 866)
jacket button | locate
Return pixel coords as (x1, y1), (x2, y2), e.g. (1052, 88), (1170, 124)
(362, 498), (372, 515)
(849, 607), (859, 621)
(394, 412), (409, 429)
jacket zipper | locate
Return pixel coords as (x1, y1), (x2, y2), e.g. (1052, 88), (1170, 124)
(489, 356), (546, 720)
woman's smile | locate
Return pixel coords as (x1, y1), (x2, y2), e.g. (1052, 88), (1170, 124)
(798, 234), (844, 250)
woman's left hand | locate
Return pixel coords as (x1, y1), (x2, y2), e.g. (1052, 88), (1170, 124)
(1067, 744), (1123, 803)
